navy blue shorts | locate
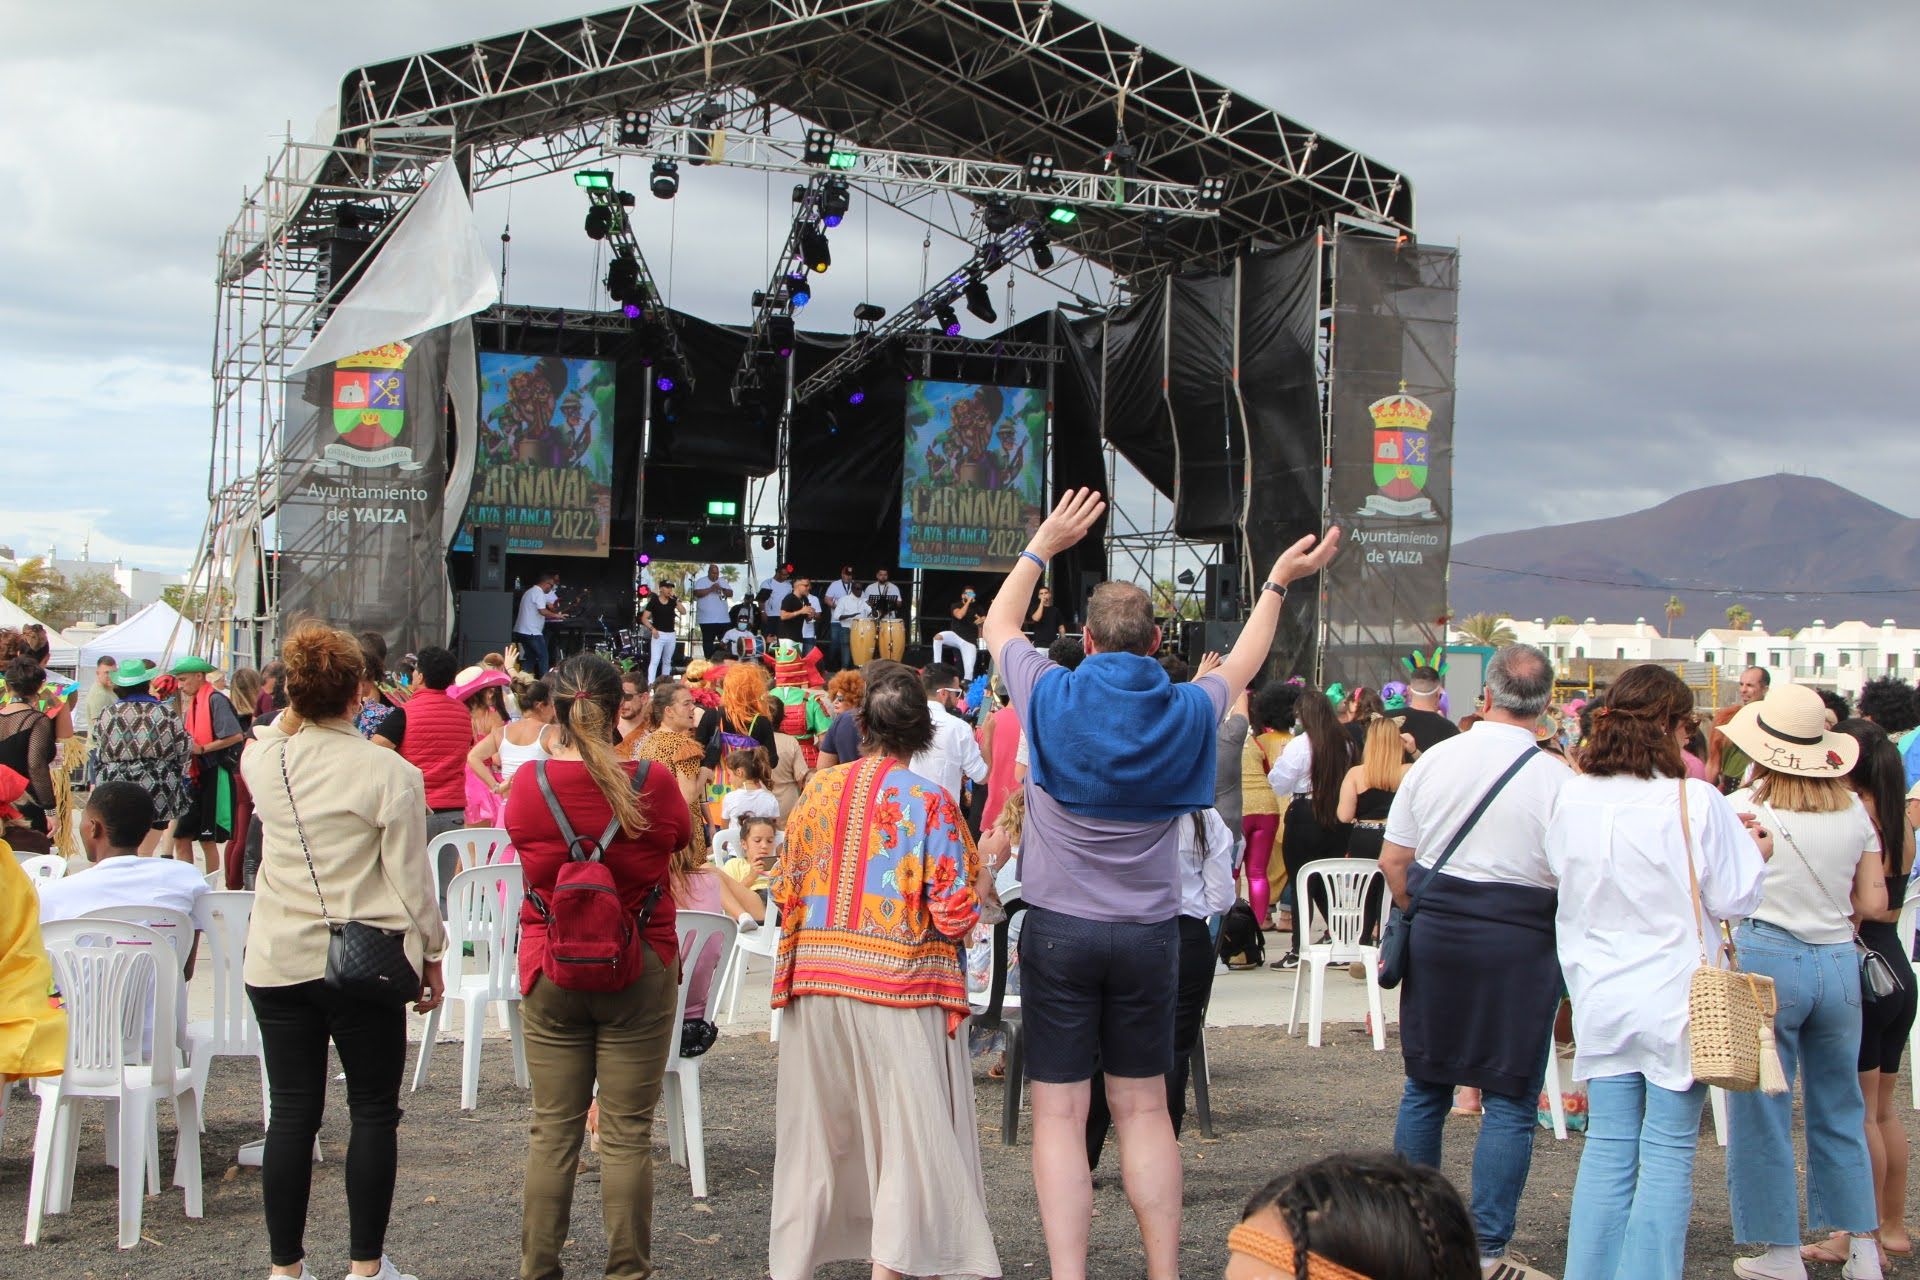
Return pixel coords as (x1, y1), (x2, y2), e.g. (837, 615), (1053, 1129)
(1019, 906), (1178, 1083)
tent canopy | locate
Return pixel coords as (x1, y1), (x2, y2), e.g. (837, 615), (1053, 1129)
(0, 596), (79, 671)
(76, 601), (197, 671)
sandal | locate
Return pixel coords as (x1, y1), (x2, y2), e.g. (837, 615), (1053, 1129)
(1801, 1232), (1851, 1266)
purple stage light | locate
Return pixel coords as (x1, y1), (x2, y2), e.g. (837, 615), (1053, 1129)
(823, 214), (843, 228)
(622, 303), (641, 318)
(638, 554), (651, 565)
(944, 320), (962, 336)
(848, 389), (866, 405)
(656, 375), (675, 392)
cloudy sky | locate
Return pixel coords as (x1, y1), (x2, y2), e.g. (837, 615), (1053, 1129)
(3, 0), (1914, 576)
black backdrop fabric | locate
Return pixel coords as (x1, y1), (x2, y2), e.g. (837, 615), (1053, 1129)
(1321, 236), (1459, 691)
(1062, 239), (1323, 675)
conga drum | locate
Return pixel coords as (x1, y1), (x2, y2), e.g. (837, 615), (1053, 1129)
(879, 618), (906, 661)
(850, 618), (877, 667)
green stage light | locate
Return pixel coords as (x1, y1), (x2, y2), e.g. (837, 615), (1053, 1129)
(827, 148), (859, 170)
(573, 169), (614, 190)
(1047, 202), (1078, 226)
(706, 500), (739, 517)
(689, 534), (703, 546)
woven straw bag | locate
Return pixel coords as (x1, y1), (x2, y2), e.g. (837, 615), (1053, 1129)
(1679, 780), (1786, 1094)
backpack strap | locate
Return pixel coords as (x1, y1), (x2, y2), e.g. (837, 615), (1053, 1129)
(533, 760), (595, 861)
(592, 761), (651, 854)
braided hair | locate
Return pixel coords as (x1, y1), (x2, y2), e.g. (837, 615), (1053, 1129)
(1240, 1152), (1479, 1280)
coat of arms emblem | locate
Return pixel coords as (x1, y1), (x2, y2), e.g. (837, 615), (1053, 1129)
(1357, 385), (1436, 519)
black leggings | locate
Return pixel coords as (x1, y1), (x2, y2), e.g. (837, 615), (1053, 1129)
(1282, 796), (1352, 956)
(248, 981), (408, 1268)
(1085, 914), (1219, 1166)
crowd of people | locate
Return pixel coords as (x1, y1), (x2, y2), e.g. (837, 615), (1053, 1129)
(8, 489), (1920, 1280)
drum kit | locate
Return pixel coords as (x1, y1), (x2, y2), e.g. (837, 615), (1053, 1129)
(846, 617), (905, 664)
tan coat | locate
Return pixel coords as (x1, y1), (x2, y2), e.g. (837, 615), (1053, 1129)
(240, 716), (444, 987)
(770, 731), (812, 825)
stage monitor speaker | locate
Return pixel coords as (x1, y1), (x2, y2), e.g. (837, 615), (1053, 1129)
(1181, 618), (1245, 661)
(1079, 568), (1107, 622)
(1202, 562), (1241, 622)
(456, 590), (513, 666)
(471, 526), (508, 592)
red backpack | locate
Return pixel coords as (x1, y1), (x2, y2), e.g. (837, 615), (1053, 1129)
(522, 760), (660, 992)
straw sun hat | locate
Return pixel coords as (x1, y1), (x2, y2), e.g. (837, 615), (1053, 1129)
(1721, 683), (1859, 778)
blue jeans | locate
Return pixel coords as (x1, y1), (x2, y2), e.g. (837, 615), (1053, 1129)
(1726, 920), (1877, 1244)
(1394, 1077), (1534, 1259)
(1565, 1074), (1706, 1280)
(830, 622), (852, 671)
(512, 631), (549, 677)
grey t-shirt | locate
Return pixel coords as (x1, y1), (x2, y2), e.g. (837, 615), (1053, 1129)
(1214, 711), (1249, 828)
(1001, 642), (1230, 924)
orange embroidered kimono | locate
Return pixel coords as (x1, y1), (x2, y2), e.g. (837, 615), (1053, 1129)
(771, 755), (982, 1034)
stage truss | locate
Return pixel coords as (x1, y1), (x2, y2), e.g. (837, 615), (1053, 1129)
(193, 0), (1414, 663)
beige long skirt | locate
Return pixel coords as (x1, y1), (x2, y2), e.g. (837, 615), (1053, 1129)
(769, 997), (1002, 1280)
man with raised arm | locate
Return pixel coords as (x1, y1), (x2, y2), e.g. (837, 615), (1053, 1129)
(981, 488), (1341, 1280)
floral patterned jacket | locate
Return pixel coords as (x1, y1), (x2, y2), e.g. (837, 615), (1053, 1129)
(771, 754), (982, 1034)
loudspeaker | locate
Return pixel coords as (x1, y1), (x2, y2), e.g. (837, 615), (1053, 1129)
(1181, 618), (1245, 660)
(455, 590), (513, 666)
(471, 527), (508, 592)
(1080, 568), (1106, 621)
(1202, 562), (1241, 622)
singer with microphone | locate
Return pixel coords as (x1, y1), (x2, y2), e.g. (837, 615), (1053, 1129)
(776, 576), (823, 649)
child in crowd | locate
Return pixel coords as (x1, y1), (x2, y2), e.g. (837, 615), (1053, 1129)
(1225, 1152), (1480, 1280)
(968, 791), (1026, 1073)
(722, 814), (780, 894)
(668, 814), (765, 1058)
(719, 747), (781, 825)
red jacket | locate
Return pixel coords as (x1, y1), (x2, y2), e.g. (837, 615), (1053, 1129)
(400, 688), (472, 812)
(504, 759), (691, 993)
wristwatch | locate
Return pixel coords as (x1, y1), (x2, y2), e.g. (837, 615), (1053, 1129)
(1261, 580), (1288, 600)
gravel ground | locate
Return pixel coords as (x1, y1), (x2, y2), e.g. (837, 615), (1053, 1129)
(0, 1020), (1883, 1279)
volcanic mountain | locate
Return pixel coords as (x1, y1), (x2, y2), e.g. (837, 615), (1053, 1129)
(1447, 475), (1920, 630)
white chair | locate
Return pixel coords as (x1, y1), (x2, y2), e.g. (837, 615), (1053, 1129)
(81, 905), (196, 976)
(202, 870), (222, 889)
(1286, 859), (1387, 1050)
(26, 920), (203, 1249)
(1900, 897), (1920, 1110)
(21, 854), (65, 887)
(711, 826), (740, 866)
(184, 892), (272, 1150)
(1543, 1032), (1569, 1141)
(412, 862), (527, 1110)
(662, 911), (737, 1199)
(431, 825), (513, 874)
(716, 898), (781, 1042)
(1709, 1085), (1729, 1147)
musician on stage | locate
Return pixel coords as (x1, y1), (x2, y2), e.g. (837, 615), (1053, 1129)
(861, 567), (903, 618)
(642, 579), (683, 681)
(829, 579), (874, 672)
(692, 561), (736, 658)
(1027, 584), (1066, 646)
(776, 576), (823, 648)
(512, 570), (565, 676)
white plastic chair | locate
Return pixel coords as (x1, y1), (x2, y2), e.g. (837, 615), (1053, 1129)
(1543, 1032), (1569, 1140)
(1286, 859), (1387, 1050)
(412, 862), (527, 1110)
(81, 905), (196, 976)
(711, 826), (740, 866)
(184, 892), (273, 1150)
(1900, 897), (1920, 1110)
(432, 825), (513, 874)
(202, 870), (222, 889)
(717, 898), (782, 1042)
(21, 854), (65, 887)
(26, 920), (203, 1249)
(662, 911), (737, 1199)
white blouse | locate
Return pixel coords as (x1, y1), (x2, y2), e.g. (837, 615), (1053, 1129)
(1265, 734), (1315, 798)
(1178, 808), (1239, 921)
(1545, 774), (1767, 1090)
(1728, 789), (1877, 945)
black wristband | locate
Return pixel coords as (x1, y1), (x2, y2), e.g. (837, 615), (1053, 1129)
(1261, 580), (1288, 599)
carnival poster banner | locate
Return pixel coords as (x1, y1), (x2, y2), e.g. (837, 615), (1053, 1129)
(899, 381), (1046, 572)
(459, 352), (616, 557)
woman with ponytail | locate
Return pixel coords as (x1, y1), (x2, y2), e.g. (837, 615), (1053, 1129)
(503, 654), (691, 1280)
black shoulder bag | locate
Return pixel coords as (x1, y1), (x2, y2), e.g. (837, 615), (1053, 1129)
(279, 738), (423, 1007)
(1376, 746), (1540, 990)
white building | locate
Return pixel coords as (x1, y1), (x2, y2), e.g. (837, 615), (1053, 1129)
(1494, 617), (1693, 666)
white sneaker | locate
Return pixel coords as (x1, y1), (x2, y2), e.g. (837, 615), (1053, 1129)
(352, 1261), (416, 1280)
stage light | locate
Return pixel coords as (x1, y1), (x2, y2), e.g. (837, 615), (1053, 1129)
(656, 375), (676, 393)
(762, 535), (777, 551)
(638, 585), (651, 597)
(654, 533), (667, 544)
(584, 206), (611, 240)
(802, 127), (835, 166)
(618, 111), (650, 147)
(1031, 238), (1055, 270)
(1177, 568), (1196, 586)
(1142, 211), (1170, 251)
(573, 169), (614, 190)
(766, 315), (796, 358)
(1103, 139), (1138, 178)
(800, 226), (832, 273)
(935, 303), (961, 336)
(622, 303), (641, 319)
(1025, 153), (1057, 186)
(848, 388), (866, 406)
(689, 534), (702, 546)
(963, 277), (997, 324)
(1197, 175), (1228, 210)
(982, 241), (1006, 271)
(818, 177), (851, 228)
(982, 196), (1016, 234)
(828, 147), (859, 170)
(706, 499), (739, 517)
(638, 554), (651, 566)
(785, 274), (811, 307)
(1047, 202), (1078, 226)
(853, 302), (886, 323)
(650, 158), (679, 200)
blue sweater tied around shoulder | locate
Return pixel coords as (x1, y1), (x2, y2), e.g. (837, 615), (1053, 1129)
(1025, 651), (1217, 822)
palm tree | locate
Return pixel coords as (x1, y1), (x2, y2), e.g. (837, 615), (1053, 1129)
(1725, 604), (1753, 632)
(1550, 615), (1576, 626)
(1456, 612), (1517, 648)
(0, 557), (61, 613)
(1664, 595), (1686, 637)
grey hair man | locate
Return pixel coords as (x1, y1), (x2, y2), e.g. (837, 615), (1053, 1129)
(1378, 644), (1567, 1278)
